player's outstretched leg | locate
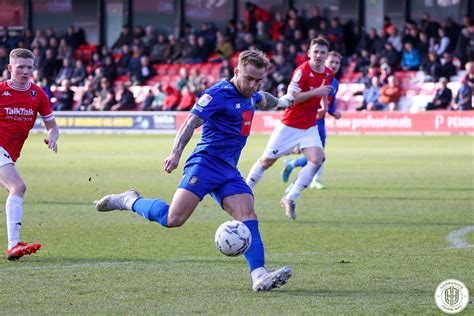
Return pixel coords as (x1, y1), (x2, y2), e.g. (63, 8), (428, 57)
(281, 157), (308, 183)
(6, 241), (42, 261)
(252, 266), (293, 291)
(95, 190), (140, 211)
(309, 162), (326, 189)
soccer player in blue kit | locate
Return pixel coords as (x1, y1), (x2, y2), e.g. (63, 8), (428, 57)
(95, 50), (294, 292)
(281, 51), (342, 189)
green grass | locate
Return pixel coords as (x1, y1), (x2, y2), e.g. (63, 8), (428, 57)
(0, 134), (472, 314)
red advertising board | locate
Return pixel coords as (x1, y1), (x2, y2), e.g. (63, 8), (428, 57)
(249, 111), (474, 135)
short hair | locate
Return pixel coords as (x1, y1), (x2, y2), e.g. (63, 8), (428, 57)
(309, 36), (329, 49)
(238, 49), (270, 70)
(9, 48), (35, 61)
(327, 50), (342, 60)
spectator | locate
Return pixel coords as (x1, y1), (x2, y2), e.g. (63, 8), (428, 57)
(271, 54), (293, 86)
(354, 49), (370, 72)
(379, 62), (393, 85)
(380, 42), (399, 70)
(102, 54), (118, 83)
(0, 46), (8, 72)
(357, 76), (381, 111)
(465, 61), (474, 91)
(150, 33), (168, 64)
(56, 38), (71, 61)
(31, 29), (47, 50)
(131, 55), (156, 85)
(112, 25), (132, 51)
(162, 84), (181, 111)
(370, 75), (401, 111)
(368, 28), (385, 55)
(455, 27), (470, 66)
(443, 17), (461, 53)
(77, 80), (96, 111)
(55, 58), (74, 85)
(269, 12), (286, 41)
(417, 31), (430, 61)
(400, 42), (421, 70)
(307, 6), (327, 33)
(420, 13), (440, 39)
(53, 79), (74, 111)
(111, 82), (136, 111)
(244, 2), (271, 36)
(386, 25), (402, 52)
(117, 44), (132, 75)
(440, 53), (457, 81)
(180, 33), (200, 64)
(175, 67), (189, 90)
(91, 78), (115, 111)
(164, 35), (182, 64)
(327, 17), (345, 53)
(433, 28), (450, 56)
(421, 51), (442, 82)
(127, 44), (143, 75)
(133, 25), (146, 42)
(141, 87), (157, 111)
(426, 77), (452, 110)
(70, 59), (87, 86)
(195, 35), (211, 63)
(449, 77), (472, 111)
(219, 58), (233, 79)
(141, 25), (156, 55)
(39, 48), (59, 84)
(64, 25), (81, 50)
(176, 86), (197, 111)
(212, 31), (234, 62)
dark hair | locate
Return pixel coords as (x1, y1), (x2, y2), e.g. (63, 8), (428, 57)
(309, 36), (329, 48)
(238, 49), (270, 70)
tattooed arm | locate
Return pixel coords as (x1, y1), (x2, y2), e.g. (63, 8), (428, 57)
(256, 91), (295, 110)
(163, 113), (204, 173)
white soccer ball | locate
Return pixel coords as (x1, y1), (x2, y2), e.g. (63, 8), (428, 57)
(215, 220), (252, 257)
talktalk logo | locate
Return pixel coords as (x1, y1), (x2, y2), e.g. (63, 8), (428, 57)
(4, 107), (33, 115)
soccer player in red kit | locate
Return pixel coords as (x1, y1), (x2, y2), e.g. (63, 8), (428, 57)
(246, 36), (333, 220)
(0, 48), (59, 260)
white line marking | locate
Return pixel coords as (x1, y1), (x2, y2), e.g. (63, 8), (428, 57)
(447, 226), (474, 249)
(0, 261), (135, 272)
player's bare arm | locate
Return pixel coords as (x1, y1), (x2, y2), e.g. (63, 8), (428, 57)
(256, 92), (294, 110)
(292, 81), (332, 105)
(163, 113), (204, 173)
(317, 96), (328, 120)
(43, 119), (59, 153)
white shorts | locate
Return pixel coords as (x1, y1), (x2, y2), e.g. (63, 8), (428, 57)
(0, 147), (14, 167)
(263, 121), (322, 159)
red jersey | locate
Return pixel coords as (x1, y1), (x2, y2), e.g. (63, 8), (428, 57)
(0, 80), (53, 161)
(282, 61), (334, 129)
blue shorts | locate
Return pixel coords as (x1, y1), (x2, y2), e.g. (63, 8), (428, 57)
(317, 124), (326, 148)
(178, 154), (252, 208)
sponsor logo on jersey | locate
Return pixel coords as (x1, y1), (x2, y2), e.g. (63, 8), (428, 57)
(197, 94), (212, 107)
(2, 91), (11, 96)
(4, 107), (34, 115)
(292, 69), (302, 83)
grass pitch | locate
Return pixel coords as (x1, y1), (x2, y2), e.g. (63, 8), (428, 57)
(0, 133), (472, 314)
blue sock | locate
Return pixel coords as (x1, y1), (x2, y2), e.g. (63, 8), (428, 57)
(243, 220), (265, 272)
(294, 156), (308, 167)
(132, 198), (169, 227)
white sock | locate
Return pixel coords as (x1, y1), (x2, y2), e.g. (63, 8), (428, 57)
(246, 161), (265, 189)
(313, 163), (324, 183)
(6, 195), (23, 250)
(286, 162), (319, 201)
(251, 267), (266, 283)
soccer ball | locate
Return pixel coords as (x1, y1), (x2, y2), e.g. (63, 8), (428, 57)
(215, 220), (252, 257)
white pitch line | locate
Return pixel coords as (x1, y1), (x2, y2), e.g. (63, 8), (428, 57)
(0, 260), (135, 272)
(447, 226), (474, 249)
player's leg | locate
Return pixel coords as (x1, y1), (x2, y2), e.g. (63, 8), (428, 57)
(310, 125), (327, 189)
(218, 183), (291, 291)
(247, 122), (303, 189)
(0, 161), (41, 260)
(281, 155), (308, 183)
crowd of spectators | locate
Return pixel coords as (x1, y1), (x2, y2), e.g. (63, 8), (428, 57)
(0, 4), (472, 111)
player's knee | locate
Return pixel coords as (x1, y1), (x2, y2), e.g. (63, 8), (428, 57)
(167, 214), (186, 228)
(308, 155), (324, 165)
(259, 157), (275, 169)
(12, 181), (26, 196)
(236, 209), (257, 221)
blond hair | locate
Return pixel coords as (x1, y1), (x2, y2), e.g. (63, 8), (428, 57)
(238, 50), (270, 70)
(9, 48), (35, 61)
(328, 50), (343, 60)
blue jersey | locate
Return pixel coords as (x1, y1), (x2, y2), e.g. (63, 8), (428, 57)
(316, 77), (339, 128)
(189, 80), (262, 169)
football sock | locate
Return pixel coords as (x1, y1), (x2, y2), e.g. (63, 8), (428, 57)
(246, 161), (265, 189)
(251, 267), (266, 283)
(6, 195), (23, 250)
(286, 161), (319, 201)
(314, 162), (325, 183)
(243, 220), (265, 272)
(294, 156), (308, 168)
(131, 198), (169, 227)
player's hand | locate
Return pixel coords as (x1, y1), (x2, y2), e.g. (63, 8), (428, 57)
(333, 111), (342, 119)
(277, 94), (295, 108)
(44, 138), (58, 153)
(316, 107), (327, 120)
(316, 85), (332, 96)
(163, 153), (180, 173)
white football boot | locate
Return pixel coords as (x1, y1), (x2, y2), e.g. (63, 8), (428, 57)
(95, 190), (140, 211)
(252, 266), (292, 291)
